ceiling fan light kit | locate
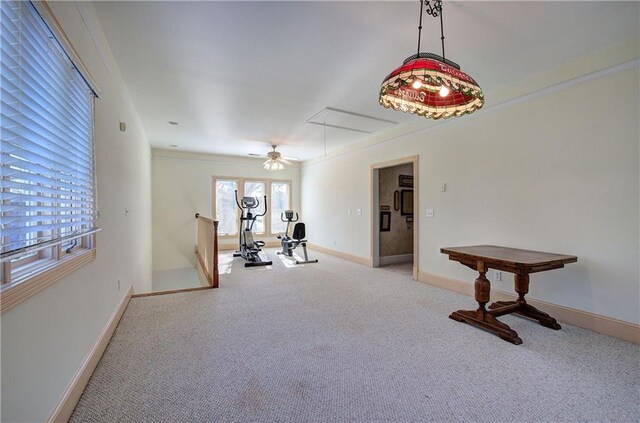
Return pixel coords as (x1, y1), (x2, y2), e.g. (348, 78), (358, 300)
(379, 0), (484, 120)
(263, 144), (291, 171)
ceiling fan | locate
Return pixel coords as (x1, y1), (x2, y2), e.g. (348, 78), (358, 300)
(263, 144), (293, 171)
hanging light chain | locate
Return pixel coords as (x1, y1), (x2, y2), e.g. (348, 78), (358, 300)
(438, 1), (445, 63)
(416, 0), (424, 56)
(424, 1), (446, 64)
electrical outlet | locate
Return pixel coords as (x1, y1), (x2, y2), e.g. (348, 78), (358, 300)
(494, 271), (502, 282)
(117, 279), (121, 291)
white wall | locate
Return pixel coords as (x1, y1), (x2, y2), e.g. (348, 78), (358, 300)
(302, 52), (639, 324)
(0, 2), (152, 422)
(151, 149), (301, 271)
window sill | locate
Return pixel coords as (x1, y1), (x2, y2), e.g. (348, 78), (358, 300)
(1, 248), (96, 314)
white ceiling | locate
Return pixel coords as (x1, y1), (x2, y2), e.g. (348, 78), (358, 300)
(92, 1), (639, 161)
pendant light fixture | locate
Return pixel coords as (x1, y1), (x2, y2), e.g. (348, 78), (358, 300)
(263, 145), (291, 171)
(379, 0), (484, 120)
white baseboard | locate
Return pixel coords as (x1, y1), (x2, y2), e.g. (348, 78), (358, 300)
(307, 243), (372, 267)
(379, 254), (413, 266)
(47, 286), (133, 422)
(418, 271), (639, 344)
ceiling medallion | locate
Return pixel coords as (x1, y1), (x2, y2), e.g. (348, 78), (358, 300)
(379, 0), (484, 120)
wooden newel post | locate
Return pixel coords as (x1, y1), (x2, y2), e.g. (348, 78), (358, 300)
(212, 221), (219, 288)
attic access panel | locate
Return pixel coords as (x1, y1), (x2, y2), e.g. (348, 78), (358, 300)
(307, 107), (397, 134)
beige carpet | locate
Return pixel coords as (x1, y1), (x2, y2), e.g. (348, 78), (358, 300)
(71, 248), (639, 422)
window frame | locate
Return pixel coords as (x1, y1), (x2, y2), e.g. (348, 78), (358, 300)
(269, 179), (293, 236)
(213, 178), (239, 237)
(212, 176), (292, 238)
(0, 1), (99, 314)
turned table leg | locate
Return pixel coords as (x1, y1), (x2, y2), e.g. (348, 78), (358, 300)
(489, 273), (561, 330)
(449, 262), (522, 344)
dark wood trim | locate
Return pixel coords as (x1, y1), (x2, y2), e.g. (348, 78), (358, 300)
(212, 221), (219, 288)
(132, 285), (214, 298)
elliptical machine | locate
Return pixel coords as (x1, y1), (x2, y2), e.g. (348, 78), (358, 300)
(277, 210), (318, 265)
(233, 190), (273, 267)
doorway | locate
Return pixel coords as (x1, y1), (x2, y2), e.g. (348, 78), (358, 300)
(371, 156), (418, 280)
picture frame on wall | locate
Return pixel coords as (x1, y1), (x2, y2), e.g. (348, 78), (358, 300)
(401, 190), (413, 216)
(380, 211), (391, 232)
(399, 174), (413, 188)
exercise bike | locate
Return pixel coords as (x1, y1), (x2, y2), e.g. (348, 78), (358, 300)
(277, 210), (318, 265)
(233, 190), (273, 267)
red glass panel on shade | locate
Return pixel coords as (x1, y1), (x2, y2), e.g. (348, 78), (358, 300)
(379, 55), (484, 120)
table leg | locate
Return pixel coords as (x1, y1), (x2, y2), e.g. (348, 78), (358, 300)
(489, 274), (561, 330)
(449, 266), (522, 345)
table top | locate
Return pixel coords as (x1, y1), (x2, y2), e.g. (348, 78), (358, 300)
(441, 245), (577, 268)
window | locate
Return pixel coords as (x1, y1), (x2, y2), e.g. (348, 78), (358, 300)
(215, 179), (238, 236)
(213, 177), (291, 237)
(270, 181), (290, 234)
(244, 181), (266, 234)
(0, 1), (98, 310)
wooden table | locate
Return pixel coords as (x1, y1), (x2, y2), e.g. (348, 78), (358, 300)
(440, 245), (577, 345)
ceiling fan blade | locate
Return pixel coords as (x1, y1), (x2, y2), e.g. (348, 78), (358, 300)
(283, 156), (299, 162)
(280, 158), (293, 165)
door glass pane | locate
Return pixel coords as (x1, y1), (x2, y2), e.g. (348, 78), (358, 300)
(271, 181), (290, 234)
(215, 180), (238, 235)
(244, 181), (266, 234)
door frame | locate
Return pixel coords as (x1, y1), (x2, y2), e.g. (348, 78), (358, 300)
(370, 155), (419, 280)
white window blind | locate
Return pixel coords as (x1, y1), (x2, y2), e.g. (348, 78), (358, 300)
(1, 0), (97, 258)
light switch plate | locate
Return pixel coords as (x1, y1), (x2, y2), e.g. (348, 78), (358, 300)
(426, 208), (434, 217)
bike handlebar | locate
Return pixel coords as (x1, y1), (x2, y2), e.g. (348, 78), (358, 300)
(281, 212), (299, 222)
(234, 190), (242, 211)
(256, 196), (268, 217)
